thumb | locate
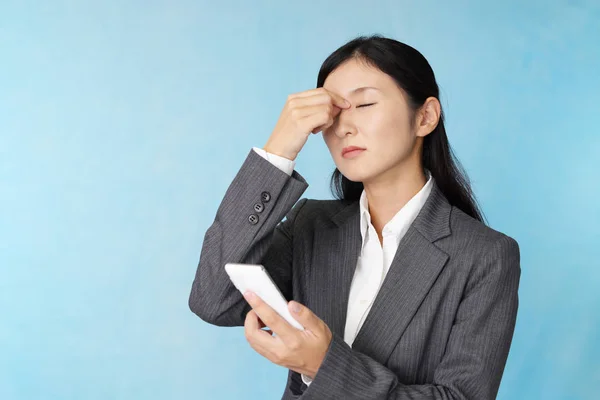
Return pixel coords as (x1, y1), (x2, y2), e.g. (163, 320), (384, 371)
(288, 301), (320, 329)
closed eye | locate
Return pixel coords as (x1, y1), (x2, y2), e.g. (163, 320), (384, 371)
(357, 103), (376, 108)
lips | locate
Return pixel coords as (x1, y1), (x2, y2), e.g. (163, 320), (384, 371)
(342, 146), (366, 156)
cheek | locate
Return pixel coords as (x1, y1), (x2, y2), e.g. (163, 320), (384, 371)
(358, 112), (395, 143)
(322, 133), (339, 153)
(362, 115), (414, 157)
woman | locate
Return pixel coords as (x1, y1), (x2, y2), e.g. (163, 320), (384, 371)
(189, 35), (521, 400)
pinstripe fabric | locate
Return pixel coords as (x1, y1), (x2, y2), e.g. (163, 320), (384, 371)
(189, 149), (521, 400)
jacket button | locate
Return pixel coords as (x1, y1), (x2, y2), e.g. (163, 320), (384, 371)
(254, 203), (264, 213)
(248, 214), (259, 225)
(261, 191), (271, 203)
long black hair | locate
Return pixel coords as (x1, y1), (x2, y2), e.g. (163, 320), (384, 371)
(317, 34), (486, 224)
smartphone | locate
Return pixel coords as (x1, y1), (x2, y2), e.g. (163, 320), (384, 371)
(224, 263), (304, 331)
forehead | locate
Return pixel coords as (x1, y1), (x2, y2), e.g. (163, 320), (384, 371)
(323, 59), (392, 97)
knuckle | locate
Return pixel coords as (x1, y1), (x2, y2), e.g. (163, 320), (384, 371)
(288, 339), (300, 351)
(262, 312), (275, 325)
(272, 352), (284, 364)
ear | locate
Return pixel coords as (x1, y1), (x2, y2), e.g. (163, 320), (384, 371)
(416, 97), (441, 137)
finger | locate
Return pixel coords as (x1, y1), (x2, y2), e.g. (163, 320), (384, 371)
(245, 309), (259, 330)
(244, 291), (292, 334)
(244, 292), (296, 340)
(323, 88), (352, 109)
(290, 104), (332, 120)
(245, 309), (276, 344)
(258, 316), (267, 329)
(288, 88), (350, 109)
(262, 328), (273, 336)
(301, 112), (334, 135)
(288, 301), (323, 332)
(310, 110), (340, 134)
(245, 310), (282, 359)
(258, 316), (273, 334)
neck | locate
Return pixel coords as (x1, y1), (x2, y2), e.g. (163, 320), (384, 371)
(363, 161), (427, 237)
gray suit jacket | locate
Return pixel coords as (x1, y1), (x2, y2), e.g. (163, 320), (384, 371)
(189, 149), (521, 400)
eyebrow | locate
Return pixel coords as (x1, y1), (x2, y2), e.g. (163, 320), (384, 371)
(348, 86), (380, 95)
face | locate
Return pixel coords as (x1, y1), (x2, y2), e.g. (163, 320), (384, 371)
(322, 58), (425, 184)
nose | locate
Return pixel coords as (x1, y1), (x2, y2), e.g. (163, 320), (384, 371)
(330, 108), (358, 138)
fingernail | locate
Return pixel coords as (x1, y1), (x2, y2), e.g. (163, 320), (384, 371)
(244, 291), (254, 300)
(290, 302), (301, 313)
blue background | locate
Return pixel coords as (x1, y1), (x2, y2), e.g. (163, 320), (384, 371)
(1, 1), (599, 399)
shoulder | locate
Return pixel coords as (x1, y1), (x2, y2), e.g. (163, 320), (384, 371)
(446, 207), (521, 298)
(446, 206), (520, 265)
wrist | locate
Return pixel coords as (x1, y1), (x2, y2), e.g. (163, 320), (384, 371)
(263, 144), (296, 161)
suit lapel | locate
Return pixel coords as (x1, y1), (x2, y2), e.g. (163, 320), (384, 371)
(350, 226), (448, 364)
(313, 180), (452, 364)
(309, 201), (361, 339)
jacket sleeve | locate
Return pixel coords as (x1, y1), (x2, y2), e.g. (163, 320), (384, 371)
(299, 235), (521, 400)
(188, 148), (309, 327)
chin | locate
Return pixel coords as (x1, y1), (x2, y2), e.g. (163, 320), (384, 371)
(336, 165), (373, 183)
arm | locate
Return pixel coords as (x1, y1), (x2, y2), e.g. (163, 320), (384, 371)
(188, 148), (308, 327)
(300, 235), (521, 400)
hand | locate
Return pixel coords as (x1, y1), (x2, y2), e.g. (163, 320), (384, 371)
(242, 291), (333, 378)
(264, 87), (351, 161)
